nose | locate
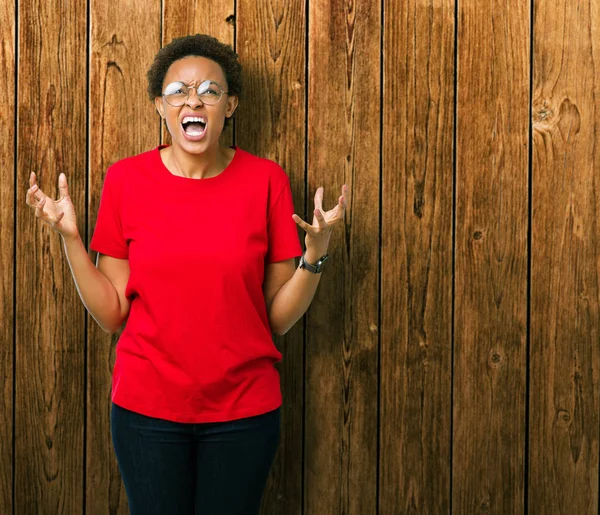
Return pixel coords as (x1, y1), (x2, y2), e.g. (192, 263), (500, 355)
(186, 87), (204, 108)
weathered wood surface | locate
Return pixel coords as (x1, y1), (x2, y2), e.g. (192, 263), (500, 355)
(86, 1), (161, 514)
(380, 0), (455, 512)
(529, 0), (600, 512)
(304, 0), (380, 513)
(235, 0), (306, 513)
(0, 0), (15, 511)
(3, 0), (600, 513)
(453, 0), (530, 513)
(15, 0), (87, 512)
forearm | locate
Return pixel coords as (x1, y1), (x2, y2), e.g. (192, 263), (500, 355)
(268, 249), (324, 335)
(61, 233), (123, 334)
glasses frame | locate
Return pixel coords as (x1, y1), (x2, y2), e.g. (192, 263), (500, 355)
(162, 80), (229, 107)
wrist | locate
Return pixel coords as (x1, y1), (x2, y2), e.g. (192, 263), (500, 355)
(61, 231), (81, 245)
(303, 248), (327, 265)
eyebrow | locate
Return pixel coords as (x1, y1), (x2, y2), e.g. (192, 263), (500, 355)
(169, 80), (222, 87)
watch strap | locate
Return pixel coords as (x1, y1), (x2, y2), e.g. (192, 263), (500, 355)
(299, 252), (329, 273)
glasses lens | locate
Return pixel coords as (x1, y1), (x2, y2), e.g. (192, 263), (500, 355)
(197, 80), (223, 105)
(163, 80), (223, 106)
(163, 82), (188, 106)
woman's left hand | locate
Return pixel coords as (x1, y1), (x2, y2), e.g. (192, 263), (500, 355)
(292, 184), (349, 258)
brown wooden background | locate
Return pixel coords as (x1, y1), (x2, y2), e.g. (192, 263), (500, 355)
(1, 0), (599, 513)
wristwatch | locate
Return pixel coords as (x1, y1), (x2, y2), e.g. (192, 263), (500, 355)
(299, 252), (329, 274)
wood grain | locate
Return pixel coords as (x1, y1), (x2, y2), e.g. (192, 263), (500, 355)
(452, 0), (530, 512)
(87, 1), (161, 512)
(304, 0), (380, 513)
(15, 0), (87, 511)
(235, 0), (305, 512)
(0, 0), (15, 511)
(380, 0), (454, 512)
(529, 0), (600, 512)
(162, 0), (235, 147)
(9, 0), (600, 512)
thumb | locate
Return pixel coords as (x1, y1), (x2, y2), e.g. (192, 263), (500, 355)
(58, 173), (69, 198)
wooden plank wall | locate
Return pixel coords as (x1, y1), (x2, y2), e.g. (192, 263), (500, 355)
(15, 0), (87, 513)
(529, 0), (600, 512)
(1, 0), (15, 513)
(453, 0), (530, 512)
(2, 0), (598, 513)
(381, 0), (454, 512)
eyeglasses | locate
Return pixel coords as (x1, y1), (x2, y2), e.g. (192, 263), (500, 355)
(162, 80), (228, 107)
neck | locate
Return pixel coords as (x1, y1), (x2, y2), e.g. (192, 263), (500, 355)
(168, 142), (225, 179)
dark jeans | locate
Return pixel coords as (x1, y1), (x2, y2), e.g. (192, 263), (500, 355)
(111, 403), (280, 515)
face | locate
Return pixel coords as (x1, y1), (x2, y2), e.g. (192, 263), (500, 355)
(154, 56), (238, 153)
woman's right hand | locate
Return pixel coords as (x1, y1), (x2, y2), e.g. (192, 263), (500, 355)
(26, 172), (79, 240)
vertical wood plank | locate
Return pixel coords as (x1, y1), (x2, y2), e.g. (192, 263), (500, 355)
(380, 0), (455, 512)
(15, 0), (87, 511)
(162, 0), (235, 147)
(235, 1), (306, 512)
(305, 0), (380, 513)
(87, 1), (161, 512)
(529, 0), (600, 511)
(453, 0), (530, 512)
(0, 0), (15, 511)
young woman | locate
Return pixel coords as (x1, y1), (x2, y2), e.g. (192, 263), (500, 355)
(25, 33), (348, 515)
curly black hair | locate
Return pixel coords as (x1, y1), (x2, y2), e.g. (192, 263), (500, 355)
(146, 34), (242, 127)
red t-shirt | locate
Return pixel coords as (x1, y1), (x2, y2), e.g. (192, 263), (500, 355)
(89, 144), (303, 423)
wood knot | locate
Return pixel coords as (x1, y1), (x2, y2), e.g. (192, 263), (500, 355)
(46, 84), (57, 120)
(557, 98), (581, 142)
(479, 494), (491, 512)
(473, 230), (483, 241)
(226, 14), (236, 24)
(533, 98), (554, 123)
(488, 350), (503, 367)
(533, 98), (556, 133)
(413, 182), (424, 218)
(556, 409), (571, 427)
(535, 106), (554, 122)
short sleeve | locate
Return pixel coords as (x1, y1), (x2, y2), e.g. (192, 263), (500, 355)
(265, 173), (303, 264)
(89, 166), (129, 259)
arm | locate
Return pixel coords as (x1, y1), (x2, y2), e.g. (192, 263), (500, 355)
(26, 172), (130, 335)
(263, 249), (323, 336)
(264, 183), (349, 335)
(62, 233), (131, 334)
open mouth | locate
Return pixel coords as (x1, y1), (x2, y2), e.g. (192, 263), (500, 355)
(181, 116), (207, 140)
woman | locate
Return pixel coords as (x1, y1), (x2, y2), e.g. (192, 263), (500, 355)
(25, 34), (348, 514)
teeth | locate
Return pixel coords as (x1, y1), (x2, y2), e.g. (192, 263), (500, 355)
(182, 116), (206, 124)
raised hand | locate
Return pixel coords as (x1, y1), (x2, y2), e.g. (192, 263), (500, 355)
(292, 184), (349, 258)
(26, 172), (79, 240)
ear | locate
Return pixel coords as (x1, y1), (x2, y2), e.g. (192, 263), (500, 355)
(154, 97), (164, 118)
(225, 95), (239, 118)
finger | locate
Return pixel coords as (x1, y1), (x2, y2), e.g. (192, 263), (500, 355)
(314, 208), (328, 229)
(29, 172), (36, 188)
(292, 214), (316, 235)
(341, 184), (349, 208)
(34, 197), (46, 218)
(337, 191), (347, 214)
(314, 187), (324, 212)
(26, 184), (36, 206)
(58, 173), (69, 198)
(26, 184), (42, 206)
